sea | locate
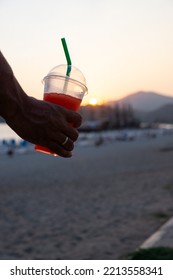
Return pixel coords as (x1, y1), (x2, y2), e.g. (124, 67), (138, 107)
(0, 123), (21, 142)
(1, 122), (173, 145)
(0, 123), (33, 154)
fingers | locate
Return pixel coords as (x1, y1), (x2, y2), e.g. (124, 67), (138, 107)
(41, 116), (80, 157)
(51, 123), (79, 144)
(63, 125), (79, 142)
(52, 143), (73, 158)
(33, 101), (82, 157)
(46, 136), (74, 158)
(66, 110), (82, 128)
(50, 105), (81, 144)
(44, 129), (76, 157)
(61, 136), (74, 151)
(50, 103), (82, 137)
(48, 142), (72, 158)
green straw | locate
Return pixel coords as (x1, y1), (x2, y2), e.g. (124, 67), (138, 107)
(61, 37), (72, 76)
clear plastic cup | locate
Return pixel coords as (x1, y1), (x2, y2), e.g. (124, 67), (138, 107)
(35, 64), (87, 155)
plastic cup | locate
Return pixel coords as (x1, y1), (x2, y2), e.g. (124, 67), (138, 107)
(35, 64), (88, 155)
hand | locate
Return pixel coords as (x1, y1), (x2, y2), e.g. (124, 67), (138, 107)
(6, 95), (82, 158)
(0, 51), (82, 157)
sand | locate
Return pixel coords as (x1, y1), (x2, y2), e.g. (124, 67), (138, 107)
(0, 133), (173, 259)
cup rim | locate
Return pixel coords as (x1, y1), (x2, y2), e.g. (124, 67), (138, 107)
(43, 74), (88, 95)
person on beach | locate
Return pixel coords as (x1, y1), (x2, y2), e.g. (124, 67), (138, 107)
(0, 51), (82, 157)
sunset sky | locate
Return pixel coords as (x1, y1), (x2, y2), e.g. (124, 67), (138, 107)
(1, 0), (173, 105)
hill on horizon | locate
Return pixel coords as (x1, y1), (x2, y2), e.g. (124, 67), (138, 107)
(108, 91), (173, 112)
(137, 103), (173, 123)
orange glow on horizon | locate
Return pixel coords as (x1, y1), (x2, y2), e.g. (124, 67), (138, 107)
(89, 97), (98, 106)
(82, 96), (106, 106)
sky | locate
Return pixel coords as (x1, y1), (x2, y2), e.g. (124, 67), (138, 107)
(1, 0), (173, 105)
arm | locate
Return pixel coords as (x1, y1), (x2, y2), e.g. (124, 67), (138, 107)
(0, 51), (82, 157)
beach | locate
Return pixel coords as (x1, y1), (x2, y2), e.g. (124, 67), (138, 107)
(0, 133), (173, 259)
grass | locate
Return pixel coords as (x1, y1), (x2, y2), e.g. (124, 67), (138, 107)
(152, 211), (170, 220)
(163, 183), (173, 190)
(128, 247), (173, 260)
(160, 146), (173, 152)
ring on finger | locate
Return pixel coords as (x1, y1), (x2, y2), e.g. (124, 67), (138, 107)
(62, 136), (69, 146)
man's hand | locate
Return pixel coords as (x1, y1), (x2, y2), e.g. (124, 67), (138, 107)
(0, 51), (82, 157)
(7, 95), (82, 157)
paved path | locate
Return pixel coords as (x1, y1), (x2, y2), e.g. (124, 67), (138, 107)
(140, 217), (173, 249)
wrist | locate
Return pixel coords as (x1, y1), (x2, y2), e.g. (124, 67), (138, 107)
(0, 51), (27, 121)
(0, 71), (28, 121)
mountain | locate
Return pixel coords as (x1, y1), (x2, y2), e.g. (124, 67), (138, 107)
(138, 104), (173, 123)
(108, 91), (173, 112)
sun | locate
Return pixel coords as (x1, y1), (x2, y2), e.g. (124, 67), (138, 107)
(89, 97), (98, 106)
